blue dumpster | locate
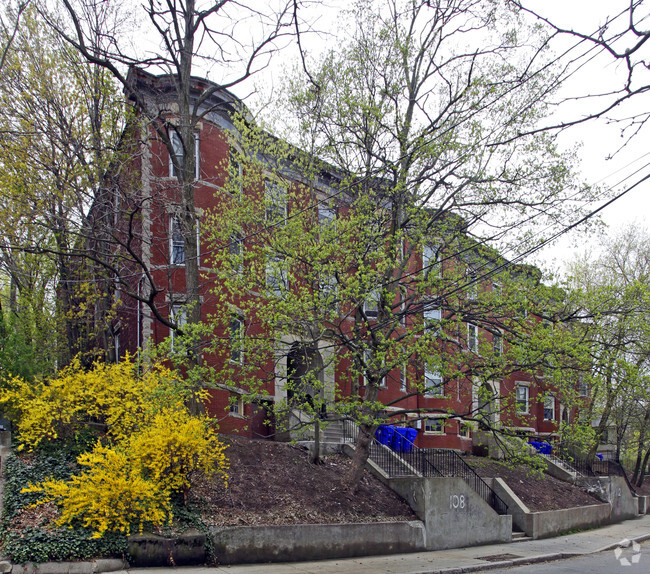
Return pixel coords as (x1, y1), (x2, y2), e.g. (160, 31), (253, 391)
(392, 427), (408, 452)
(375, 425), (394, 446)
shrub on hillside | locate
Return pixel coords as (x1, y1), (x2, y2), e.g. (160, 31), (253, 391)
(0, 356), (190, 450)
(0, 357), (228, 544)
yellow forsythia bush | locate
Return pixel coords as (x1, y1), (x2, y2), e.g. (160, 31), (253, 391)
(0, 357), (189, 450)
(9, 357), (228, 538)
(129, 408), (229, 498)
(23, 444), (172, 538)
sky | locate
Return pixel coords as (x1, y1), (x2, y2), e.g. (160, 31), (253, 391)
(245, 0), (650, 274)
(514, 1), (650, 272)
(129, 0), (650, 275)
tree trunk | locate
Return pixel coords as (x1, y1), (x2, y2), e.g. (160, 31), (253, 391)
(310, 419), (320, 464)
(343, 421), (374, 492)
(636, 446), (650, 487)
(631, 408), (650, 483)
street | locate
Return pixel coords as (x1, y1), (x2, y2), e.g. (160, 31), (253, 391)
(477, 541), (650, 574)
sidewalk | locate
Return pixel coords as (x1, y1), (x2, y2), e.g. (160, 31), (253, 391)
(127, 514), (650, 574)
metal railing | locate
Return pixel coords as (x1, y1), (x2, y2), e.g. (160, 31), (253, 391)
(550, 445), (636, 493)
(342, 420), (508, 515)
(420, 448), (509, 515)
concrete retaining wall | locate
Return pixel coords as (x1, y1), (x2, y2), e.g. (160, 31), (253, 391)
(210, 521), (426, 564)
(389, 477), (512, 550)
(128, 530), (206, 567)
(493, 476), (636, 539)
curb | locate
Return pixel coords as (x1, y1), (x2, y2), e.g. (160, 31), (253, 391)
(6, 559), (128, 574)
(403, 552), (579, 574)
(594, 532), (650, 553)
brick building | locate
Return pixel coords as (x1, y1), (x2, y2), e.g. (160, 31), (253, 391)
(93, 68), (567, 451)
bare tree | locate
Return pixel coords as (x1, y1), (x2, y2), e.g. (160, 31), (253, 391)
(38, 0), (301, 376)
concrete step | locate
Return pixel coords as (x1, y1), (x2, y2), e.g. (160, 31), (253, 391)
(511, 531), (532, 542)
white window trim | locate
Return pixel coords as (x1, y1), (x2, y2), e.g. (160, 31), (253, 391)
(459, 422), (472, 438)
(229, 147), (243, 196)
(466, 269), (478, 300)
(265, 178), (287, 224)
(169, 131), (200, 180)
(516, 382), (530, 414)
(424, 367), (444, 398)
(364, 289), (380, 320)
(170, 303), (187, 352)
(543, 394), (556, 421)
(229, 233), (243, 274)
(363, 348), (386, 388)
(493, 331), (503, 356)
(424, 305), (442, 333)
(229, 314), (244, 365)
(266, 255), (288, 295)
(169, 215), (200, 266)
(467, 323), (479, 353)
(422, 244), (441, 278)
(424, 417), (445, 435)
(318, 204), (336, 229)
(578, 377), (588, 397)
(229, 393), (244, 417)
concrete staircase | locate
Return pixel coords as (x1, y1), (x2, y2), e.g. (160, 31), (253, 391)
(322, 418), (345, 443)
(537, 451), (582, 483)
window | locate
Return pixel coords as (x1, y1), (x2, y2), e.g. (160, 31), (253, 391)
(229, 234), (243, 274)
(266, 255), (288, 295)
(493, 332), (503, 356)
(544, 395), (555, 421)
(320, 272), (338, 311)
(228, 148), (243, 195)
(170, 216), (185, 264)
(467, 323), (478, 353)
(169, 216), (200, 266)
(114, 333), (120, 364)
(265, 179), (287, 223)
(230, 315), (243, 364)
(229, 393), (244, 416)
(318, 205), (336, 228)
(459, 423), (471, 438)
(424, 367), (444, 397)
(363, 348), (386, 387)
(422, 244), (441, 278)
(466, 269), (478, 300)
(169, 131), (199, 180)
(578, 377), (588, 397)
(170, 304), (187, 351)
(364, 289), (380, 320)
(424, 305), (442, 333)
(400, 364), (407, 393)
(516, 384), (529, 414)
(424, 418), (445, 434)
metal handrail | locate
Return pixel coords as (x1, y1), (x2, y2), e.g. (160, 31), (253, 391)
(342, 420), (508, 515)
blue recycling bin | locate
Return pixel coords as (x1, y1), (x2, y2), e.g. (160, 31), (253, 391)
(375, 425), (394, 446)
(404, 428), (417, 452)
(392, 427), (410, 452)
(596, 453), (604, 461)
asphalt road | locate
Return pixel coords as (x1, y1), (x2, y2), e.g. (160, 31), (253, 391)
(477, 541), (650, 573)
